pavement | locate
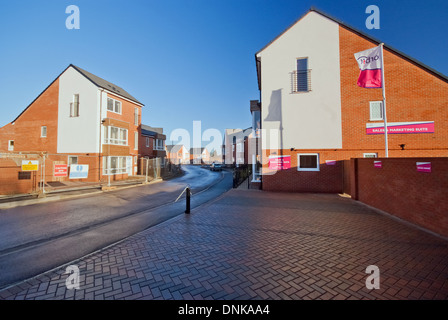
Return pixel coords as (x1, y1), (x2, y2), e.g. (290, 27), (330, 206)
(1, 187), (448, 300)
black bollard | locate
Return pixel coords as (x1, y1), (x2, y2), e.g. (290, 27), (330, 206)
(185, 187), (190, 214)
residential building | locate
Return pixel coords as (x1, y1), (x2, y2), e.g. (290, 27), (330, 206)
(0, 64), (144, 185)
(254, 8), (448, 192)
(189, 147), (210, 164)
(224, 128), (252, 167)
(166, 144), (190, 164)
(140, 124), (166, 160)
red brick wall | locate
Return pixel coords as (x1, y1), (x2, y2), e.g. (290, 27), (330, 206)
(0, 79), (59, 153)
(339, 26), (448, 157)
(106, 92), (141, 158)
(139, 135), (154, 158)
(352, 157), (448, 237)
(262, 149), (344, 193)
(0, 159), (38, 195)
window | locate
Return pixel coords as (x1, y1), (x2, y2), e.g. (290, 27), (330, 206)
(68, 156), (78, 166)
(103, 156), (128, 175)
(297, 153), (319, 171)
(146, 137), (150, 148)
(41, 126), (47, 138)
(8, 140), (14, 151)
(370, 101), (383, 121)
(134, 132), (138, 150)
(70, 94), (80, 117)
(107, 97), (122, 114)
(134, 108), (139, 126)
(292, 58), (311, 93)
(104, 126), (127, 145)
(154, 139), (164, 150)
(363, 153), (378, 158)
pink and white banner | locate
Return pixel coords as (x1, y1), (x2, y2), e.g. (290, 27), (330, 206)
(374, 161), (382, 168)
(269, 155), (291, 170)
(416, 162), (431, 173)
(354, 46), (382, 88)
(366, 121), (434, 135)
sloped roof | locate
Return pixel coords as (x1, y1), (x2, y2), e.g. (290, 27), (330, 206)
(255, 7), (448, 89)
(11, 64), (143, 123)
(71, 64), (144, 105)
(190, 147), (206, 154)
(166, 144), (185, 153)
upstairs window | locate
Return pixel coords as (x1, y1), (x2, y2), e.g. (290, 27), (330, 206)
(107, 97), (122, 114)
(154, 139), (164, 150)
(8, 140), (14, 151)
(70, 94), (80, 117)
(291, 58), (311, 93)
(104, 126), (127, 145)
(370, 101), (383, 121)
(41, 126), (47, 138)
(146, 137), (150, 148)
(134, 108), (139, 126)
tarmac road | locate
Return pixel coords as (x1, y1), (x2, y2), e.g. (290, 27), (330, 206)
(0, 165), (233, 290)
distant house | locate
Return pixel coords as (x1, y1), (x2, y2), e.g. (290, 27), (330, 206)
(140, 124), (166, 160)
(224, 128), (252, 167)
(166, 144), (190, 164)
(189, 147), (210, 164)
(0, 64), (144, 188)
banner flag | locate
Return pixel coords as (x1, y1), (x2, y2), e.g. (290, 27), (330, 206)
(354, 46), (382, 88)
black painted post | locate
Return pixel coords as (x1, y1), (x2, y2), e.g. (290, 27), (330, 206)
(185, 187), (190, 214)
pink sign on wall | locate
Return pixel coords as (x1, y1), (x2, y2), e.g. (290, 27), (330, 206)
(269, 155), (291, 170)
(325, 160), (336, 166)
(366, 121), (434, 135)
(416, 162), (431, 173)
(374, 161), (382, 168)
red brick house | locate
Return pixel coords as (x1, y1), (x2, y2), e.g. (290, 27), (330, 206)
(139, 124), (166, 160)
(0, 64), (144, 192)
(254, 8), (448, 192)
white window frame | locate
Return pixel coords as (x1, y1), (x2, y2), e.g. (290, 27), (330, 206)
(154, 139), (164, 151)
(8, 140), (14, 151)
(363, 153), (378, 158)
(146, 137), (150, 148)
(297, 153), (320, 172)
(134, 132), (138, 150)
(70, 94), (80, 117)
(369, 101), (383, 121)
(103, 156), (128, 175)
(41, 126), (47, 138)
(107, 97), (122, 114)
(68, 155), (78, 166)
(104, 126), (128, 146)
(134, 107), (139, 126)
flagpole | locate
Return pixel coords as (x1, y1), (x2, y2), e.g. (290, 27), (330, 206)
(380, 43), (389, 158)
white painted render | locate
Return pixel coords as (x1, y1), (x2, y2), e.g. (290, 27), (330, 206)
(57, 66), (101, 153)
(257, 11), (343, 150)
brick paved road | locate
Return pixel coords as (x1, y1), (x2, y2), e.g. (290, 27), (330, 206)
(1, 189), (448, 300)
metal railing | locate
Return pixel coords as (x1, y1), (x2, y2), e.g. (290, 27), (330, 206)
(290, 69), (312, 93)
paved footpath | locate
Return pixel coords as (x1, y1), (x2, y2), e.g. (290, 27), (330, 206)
(1, 189), (448, 300)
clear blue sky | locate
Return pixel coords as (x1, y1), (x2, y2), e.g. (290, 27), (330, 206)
(1, 0), (447, 149)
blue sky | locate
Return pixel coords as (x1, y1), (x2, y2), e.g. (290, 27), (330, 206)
(1, 0), (447, 149)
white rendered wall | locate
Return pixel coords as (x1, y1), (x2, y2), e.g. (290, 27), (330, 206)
(57, 67), (100, 153)
(258, 11), (342, 150)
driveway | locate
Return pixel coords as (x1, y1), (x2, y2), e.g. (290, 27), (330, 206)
(1, 189), (447, 300)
